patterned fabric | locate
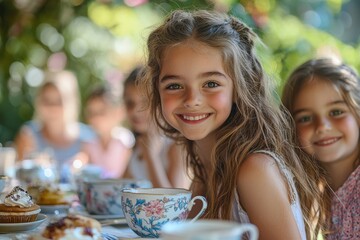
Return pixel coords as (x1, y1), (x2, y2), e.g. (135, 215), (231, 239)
(327, 165), (360, 240)
(232, 150), (306, 240)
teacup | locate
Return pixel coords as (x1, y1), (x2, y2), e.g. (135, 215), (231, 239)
(84, 179), (152, 216)
(161, 219), (258, 240)
(121, 188), (208, 238)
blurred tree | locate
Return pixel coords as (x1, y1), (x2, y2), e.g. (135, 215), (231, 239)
(0, 0), (129, 145)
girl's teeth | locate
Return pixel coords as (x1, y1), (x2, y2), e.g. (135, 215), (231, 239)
(183, 114), (207, 121)
(317, 138), (338, 145)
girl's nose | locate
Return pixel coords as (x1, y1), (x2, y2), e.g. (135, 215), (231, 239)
(183, 88), (202, 108)
(315, 117), (332, 135)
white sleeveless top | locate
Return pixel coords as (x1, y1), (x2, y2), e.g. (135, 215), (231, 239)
(232, 150), (306, 240)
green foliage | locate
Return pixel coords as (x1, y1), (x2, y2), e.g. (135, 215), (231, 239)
(0, 0), (359, 145)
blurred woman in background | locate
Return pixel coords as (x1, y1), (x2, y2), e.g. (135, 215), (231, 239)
(14, 70), (95, 183)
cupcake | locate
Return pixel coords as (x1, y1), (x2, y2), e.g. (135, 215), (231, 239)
(0, 186), (40, 223)
(39, 214), (102, 240)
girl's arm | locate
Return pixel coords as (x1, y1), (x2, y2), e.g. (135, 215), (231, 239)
(237, 153), (302, 240)
(166, 142), (191, 189)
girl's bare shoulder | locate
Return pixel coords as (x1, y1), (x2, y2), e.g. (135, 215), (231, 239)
(236, 152), (286, 193)
(238, 152), (278, 176)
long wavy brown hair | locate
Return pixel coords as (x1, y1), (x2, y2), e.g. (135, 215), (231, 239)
(282, 57), (360, 236)
(141, 10), (323, 239)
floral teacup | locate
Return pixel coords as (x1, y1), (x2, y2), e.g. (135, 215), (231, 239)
(84, 179), (152, 216)
(121, 188), (207, 238)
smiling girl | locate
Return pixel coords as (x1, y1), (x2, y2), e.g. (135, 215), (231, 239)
(141, 10), (323, 240)
(282, 58), (360, 239)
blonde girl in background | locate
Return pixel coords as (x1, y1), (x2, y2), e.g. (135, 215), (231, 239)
(282, 58), (360, 240)
(123, 66), (190, 189)
(15, 70), (95, 183)
(141, 9), (323, 240)
(83, 86), (134, 179)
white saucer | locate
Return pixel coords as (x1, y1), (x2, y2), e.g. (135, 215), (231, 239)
(40, 204), (70, 214)
(0, 214), (47, 233)
(85, 213), (124, 220)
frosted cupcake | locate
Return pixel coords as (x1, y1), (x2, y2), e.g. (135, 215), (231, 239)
(0, 186), (40, 223)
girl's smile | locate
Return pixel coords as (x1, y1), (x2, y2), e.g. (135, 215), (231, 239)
(159, 39), (233, 141)
(177, 113), (211, 123)
(313, 136), (341, 146)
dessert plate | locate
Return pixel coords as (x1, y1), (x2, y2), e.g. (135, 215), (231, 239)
(84, 213), (124, 220)
(99, 218), (127, 226)
(0, 214), (47, 233)
(40, 204), (70, 214)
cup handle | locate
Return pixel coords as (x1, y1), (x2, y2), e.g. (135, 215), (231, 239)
(187, 196), (207, 223)
(235, 224), (259, 240)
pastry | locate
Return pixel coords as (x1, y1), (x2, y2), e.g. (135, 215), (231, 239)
(30, 184), (68, 205)
(37, 188), (67, 205)
(40, 214), (102, 240)
(0, 186), (40, 223)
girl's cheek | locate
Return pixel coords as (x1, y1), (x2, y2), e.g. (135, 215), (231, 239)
(161, 94), (177, 108)
(296, 127), (310, 146)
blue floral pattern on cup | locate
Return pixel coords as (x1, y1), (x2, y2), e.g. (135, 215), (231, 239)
(121, 188), (207, 238)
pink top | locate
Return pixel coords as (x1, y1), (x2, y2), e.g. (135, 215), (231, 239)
(83, 137), (131, 179)
(328, 165), (360, 240)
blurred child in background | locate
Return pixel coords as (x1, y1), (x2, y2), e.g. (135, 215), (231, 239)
(123, 66), (190, 189)
(15, 70), (95, 183)
(83, 86), (134, 179)
(282, 58), (360, 240)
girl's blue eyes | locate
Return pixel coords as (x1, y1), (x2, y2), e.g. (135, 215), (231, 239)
(166, 84), (181, 90)
(297, 116), (311, 123)
(165, 81), (219, 90)
(205, 81), (219, 88)
(330, 109), (343, 116)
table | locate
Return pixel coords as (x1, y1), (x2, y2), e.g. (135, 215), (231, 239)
(0, 214), (141, 240)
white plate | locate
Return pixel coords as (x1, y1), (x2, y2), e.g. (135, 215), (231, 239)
(0, 214), (47, 233)
(40, 204), (70, 214)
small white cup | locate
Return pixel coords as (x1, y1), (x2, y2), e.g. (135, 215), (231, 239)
(161, 219), (258, 240)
